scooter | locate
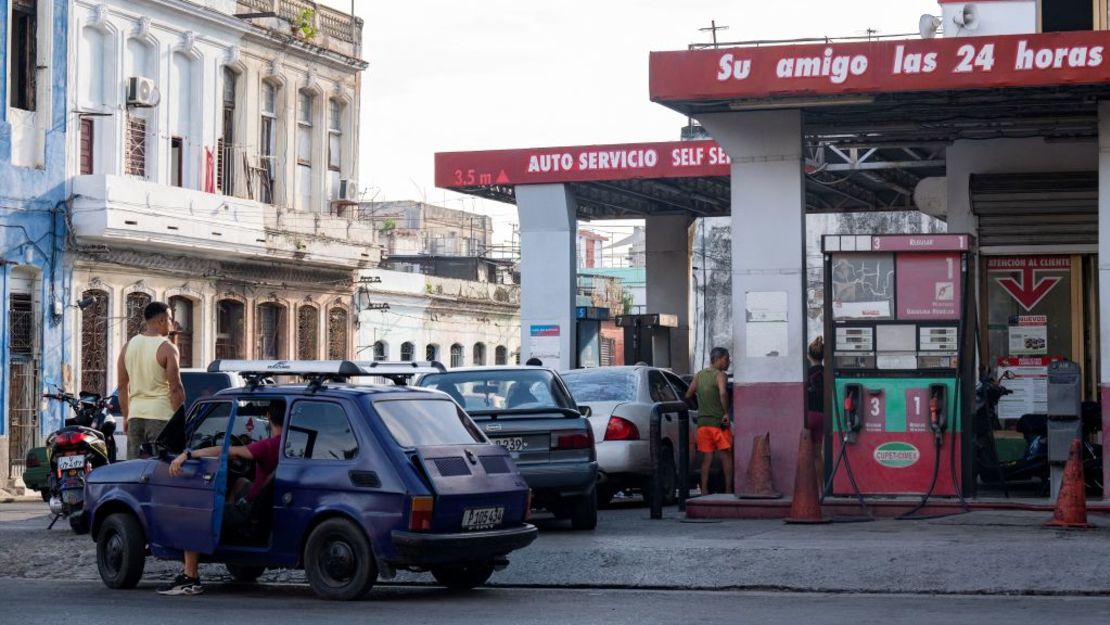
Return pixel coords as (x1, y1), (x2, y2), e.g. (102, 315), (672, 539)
(973, 372), (1103, 496)
(43, 388), (116, 530)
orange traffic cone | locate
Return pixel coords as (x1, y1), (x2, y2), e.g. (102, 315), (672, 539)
(784, 429), (829, 524)
(739, 433), (781, 499)
(1044, 439), (1092, 529)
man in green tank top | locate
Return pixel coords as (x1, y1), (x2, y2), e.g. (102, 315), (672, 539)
(685, 347), (733, 495)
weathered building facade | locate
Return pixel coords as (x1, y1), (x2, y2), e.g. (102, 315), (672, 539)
(66, 0), (374, 399)
(357, 268), (521, 368)
(0, 0), (71, 488)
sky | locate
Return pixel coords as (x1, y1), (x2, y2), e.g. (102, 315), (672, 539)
(320, 0), (940, 242)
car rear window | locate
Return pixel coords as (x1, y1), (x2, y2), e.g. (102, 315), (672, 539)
(417, 369), (574, 412)
(561, 369), (638, 403)
(374, 398), (485, 447)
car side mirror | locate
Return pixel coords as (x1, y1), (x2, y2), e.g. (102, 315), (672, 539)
(578, 405), (592, 417)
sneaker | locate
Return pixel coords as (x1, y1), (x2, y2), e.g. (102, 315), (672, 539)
(157, 573), (203, 596)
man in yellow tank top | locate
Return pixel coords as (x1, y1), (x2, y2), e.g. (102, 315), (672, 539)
(116, 301), (185, 459)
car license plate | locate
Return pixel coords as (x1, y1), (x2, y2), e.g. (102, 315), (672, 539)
(461, 507), (504, 531)
(491, 437), (527, 452)
(57, 455), (85, 471)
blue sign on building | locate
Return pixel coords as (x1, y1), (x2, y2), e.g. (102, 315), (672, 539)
(0, 0), (71, 480)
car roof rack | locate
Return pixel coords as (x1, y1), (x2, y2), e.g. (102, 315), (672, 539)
(351, 360), (446, 386)
(208, 360), (366, 392)
(207, 359), (446, 390)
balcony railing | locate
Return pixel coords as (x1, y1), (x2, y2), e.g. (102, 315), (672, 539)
(238, 1), (363, 47)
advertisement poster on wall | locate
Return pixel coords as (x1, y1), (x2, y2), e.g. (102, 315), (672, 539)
(996, 356), (1063, 420)
(1007, 315), (1048, 355)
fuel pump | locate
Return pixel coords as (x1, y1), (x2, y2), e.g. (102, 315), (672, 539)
(822, 234), (975, 504)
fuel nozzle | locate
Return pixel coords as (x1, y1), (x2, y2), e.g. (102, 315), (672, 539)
(843, 384), (863, 443)
(928, 384), (947, 443)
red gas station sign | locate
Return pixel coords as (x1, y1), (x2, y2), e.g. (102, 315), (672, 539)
(435, 140), (730, 187)
(650, 31), (1110, 104)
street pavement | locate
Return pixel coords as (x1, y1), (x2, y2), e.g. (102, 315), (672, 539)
(1, 580), (1109, 625)
(2, 500), (1110, 595)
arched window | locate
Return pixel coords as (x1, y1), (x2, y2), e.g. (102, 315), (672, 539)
(218, 66), (238, 195)
(216, 299), (245, 359)
(327, 98), (344, 201)
(327, 307), (349, 359)
(400, 342), (415, 362)
(125, 37), (157, 178)
(169, 296), (195, 368)
(259, 80), (279, 203)
(296, 89), (315, 210)
(450, 343), (464, 368)
(80, 290), (110, 395)
(495, 345), (508, 365)
(297, 305), (319, 360)
(256, 302), (287, 359)
(426, 344), (439, 362)
(472, 342), (486, 366)
(170, 51), (196, 187)
(373, 341), (388, 361)
(125, 292), (152, 339)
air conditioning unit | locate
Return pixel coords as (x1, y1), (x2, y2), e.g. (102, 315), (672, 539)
(338, 179), (359, 202)
(126, 76), (160, 108)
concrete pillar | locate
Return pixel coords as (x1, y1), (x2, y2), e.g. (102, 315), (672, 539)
(645, 214), (693, 373)
(515, 184), (577, 370)
(1097, 102), (1110, 498)
(699, 110), (806, 496)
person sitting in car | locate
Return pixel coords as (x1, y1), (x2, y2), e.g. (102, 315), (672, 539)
(159, 401), (285, 596)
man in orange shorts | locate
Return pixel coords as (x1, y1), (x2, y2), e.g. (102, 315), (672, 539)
(685, 347), (733, 495)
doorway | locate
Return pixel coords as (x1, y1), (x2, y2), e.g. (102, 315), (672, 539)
(7, 292), (38, 481)
(978, 253), (1101, 497)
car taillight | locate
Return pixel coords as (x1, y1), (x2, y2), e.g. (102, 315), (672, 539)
(553, 432), (592, 450)
(25, 452), (40, 468)
(409, 496), (434, 531)
(605, 416), (639, 441)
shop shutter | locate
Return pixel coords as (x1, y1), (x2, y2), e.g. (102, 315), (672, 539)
(970, 172), (1097, 248)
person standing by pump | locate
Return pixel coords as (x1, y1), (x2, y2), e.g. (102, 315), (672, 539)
(117, 301), (186, 459)
(805, 336), (826, 484)
(685, 347), (733, 495)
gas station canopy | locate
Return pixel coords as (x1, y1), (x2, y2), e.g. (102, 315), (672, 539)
(438, 30), (1110, 217)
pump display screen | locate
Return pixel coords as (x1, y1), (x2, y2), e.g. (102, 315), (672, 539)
(830, 253), (895, 320)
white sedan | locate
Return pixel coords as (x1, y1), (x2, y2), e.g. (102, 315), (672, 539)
(560, 366), (706, 505)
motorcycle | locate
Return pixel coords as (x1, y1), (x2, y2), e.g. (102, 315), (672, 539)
(973, 371), (1103, 496)
(43, 388), (116, 530)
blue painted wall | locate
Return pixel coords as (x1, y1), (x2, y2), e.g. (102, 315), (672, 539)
(0, 0), (71, 443)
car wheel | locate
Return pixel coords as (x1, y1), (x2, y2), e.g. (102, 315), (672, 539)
(225, 564), (267, 584)
(303, 518), (377, 600)
(96, 513), (145, 589)
(643, 447), (678, 507)
(570, 490), (598, 531)
(431, 563), (495, 590)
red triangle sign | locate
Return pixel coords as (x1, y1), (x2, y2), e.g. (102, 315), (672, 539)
(995, 267), (1061, 311)
(495, 169), (510, 184)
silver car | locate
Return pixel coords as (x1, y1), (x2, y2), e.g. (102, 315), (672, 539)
(560, 366), (701, 506)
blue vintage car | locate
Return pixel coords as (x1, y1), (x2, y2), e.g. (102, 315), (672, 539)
(78, 360), (538, 600)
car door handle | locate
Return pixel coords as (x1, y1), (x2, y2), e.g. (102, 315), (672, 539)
(202, 473), (214, 482)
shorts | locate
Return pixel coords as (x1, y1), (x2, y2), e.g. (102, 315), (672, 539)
(126, 418), (166, 460)
(697, 426), (732, 453)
